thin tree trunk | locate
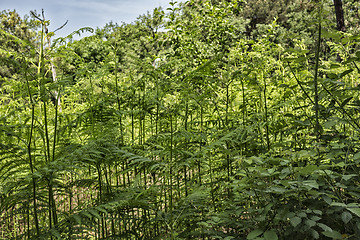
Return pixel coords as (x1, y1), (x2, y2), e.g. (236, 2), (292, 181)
(334, 0), (346, 32)
(334, 0), (346, 62)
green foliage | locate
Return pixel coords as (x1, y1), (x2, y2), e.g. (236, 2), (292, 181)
(1, 1), (360, 239)
(0, 10), (37, 80)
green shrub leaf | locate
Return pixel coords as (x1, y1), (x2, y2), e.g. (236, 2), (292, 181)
(317, 223), (332, 232)
(305, 219), (316, 227)
(347, 207), (360, 218)
(303, 180), (319, 190)
(264, 230), (278, 240)
(322, 230), (342, 239)
(311, 229), (320, 239)
(341, 211), (352, 224)
(247, 229), (264, 240)
(290, 216), (302, 227)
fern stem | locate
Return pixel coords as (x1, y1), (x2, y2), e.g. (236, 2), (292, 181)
(263, 78), (270, 151)
(314, 7), (322, 141)
(169, 113), (173, 212)
(25, 63), (40, 236)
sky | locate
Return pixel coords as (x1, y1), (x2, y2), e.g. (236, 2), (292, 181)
(1, 0), (183, 38)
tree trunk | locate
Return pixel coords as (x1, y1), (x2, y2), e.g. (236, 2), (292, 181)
(334, 0), (346, 62)
(334, 0), (346, 32)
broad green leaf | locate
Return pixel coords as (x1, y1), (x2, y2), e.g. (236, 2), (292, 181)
(322, 29), (342, 39)
(341, 211), (352, 224)
(342, 174), (357, 181)
(279, 168), (291, 179)
(331, 202), (346, 207)
(268, 186), (286, 194)
(323, 120), (337, 129)
(264, 230), (278, 240)
(305, 219), (316, 227)
(294, 120), (310, 126)
(303, 180), (319, 190)
(336, 162), (346, 167)
(347, 207), (360, 218)
(311, 229), (320, 239)
(356, 51), (360, 58)
(322, 230), (342, 239)
(247, 229), (264, 240)
(290, 216), (301, 227)
(298, 150), (314, 158)
(317, 223), (332, 232)
(354, 152), (360, 160)
(297, 212), (307, 218)
(322, 195), (332, 205)
(198, 221), (211, 228)
(313, 210), (322, 215)
(212, 216), (221, 223)
(310, 216), (321, 222)
(286, 212), (295, 218)
(299, 165), (318, 175)
(224, 237), (235, 240)
(244, 158), (253, 165)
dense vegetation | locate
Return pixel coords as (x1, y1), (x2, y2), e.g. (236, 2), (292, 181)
(1, 0), (360, 239)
